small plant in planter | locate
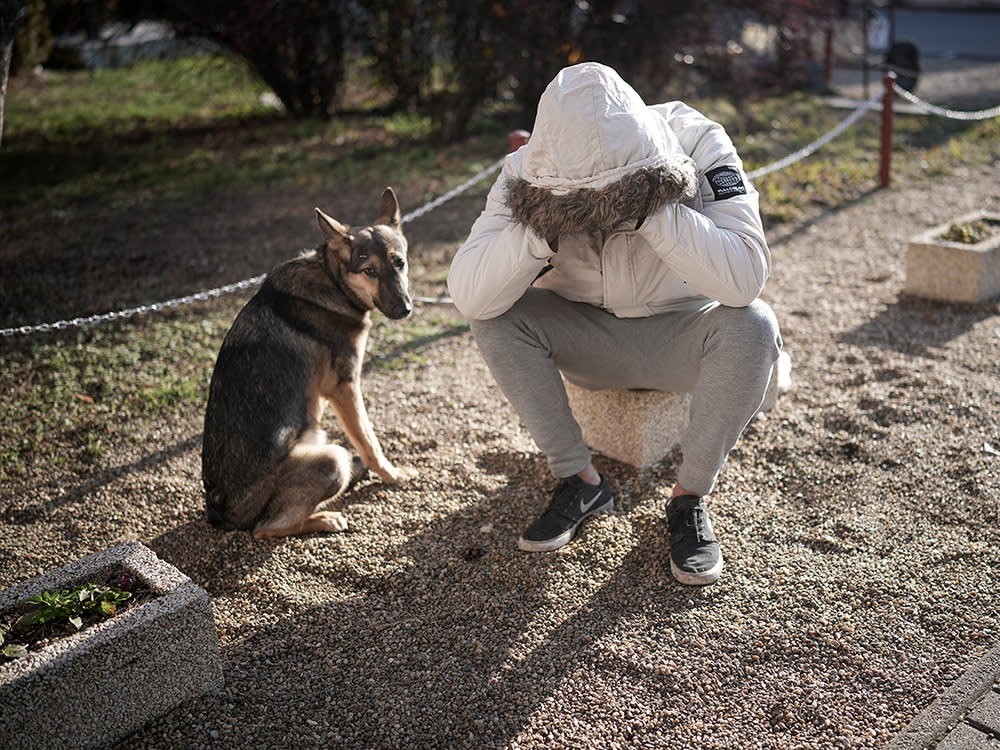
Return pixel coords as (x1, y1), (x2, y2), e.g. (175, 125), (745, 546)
(20, 581), (131, 628)
(941, 219), (995, 245)
(0, 571), (148, 665)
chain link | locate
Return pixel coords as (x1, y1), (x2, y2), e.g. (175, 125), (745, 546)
(0, 275), (268, 337)
(401, 157), (506, 224)
(1, 158), (507, 338)
(892, 82), (1000, 121)
(747, 92), (882, 180)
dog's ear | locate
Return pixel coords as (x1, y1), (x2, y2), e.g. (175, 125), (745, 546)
(315, 207), (353, 261)
(374, 187), (401, 230)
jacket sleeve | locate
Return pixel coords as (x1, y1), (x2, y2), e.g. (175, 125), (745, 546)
(638, 103), (770, 308)
(447, 168), (554, 320)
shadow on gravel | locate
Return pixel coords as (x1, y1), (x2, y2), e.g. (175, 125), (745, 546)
(839, 295), (999, 355)
(150, 449), (695, 748)
(0, 434), (203, 524)
(149, 520), (277, 599)
(766, 187), (881, 246)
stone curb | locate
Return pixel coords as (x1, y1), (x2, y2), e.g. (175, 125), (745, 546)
(887, 640), (1000, 750)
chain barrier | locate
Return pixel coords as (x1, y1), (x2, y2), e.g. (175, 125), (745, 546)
(5, 82), (997, 338)
(1, 158), (506, 338)
(891, 82), (1000, 121)
(0, 275), (268, 337)
(747, 91), (882, 180)
(401, 157), (506, 224)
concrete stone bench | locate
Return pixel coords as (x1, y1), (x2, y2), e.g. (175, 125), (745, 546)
(566, 351), (791, 469)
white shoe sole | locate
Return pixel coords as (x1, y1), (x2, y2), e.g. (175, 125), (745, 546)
(670, 553), (723, 586)
(517, 500), (614, 552)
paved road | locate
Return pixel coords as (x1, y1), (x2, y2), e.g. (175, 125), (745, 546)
(829, 54), (1000, 108)
(887, 7), (1000, 60)
(830, 7), (1000, 106)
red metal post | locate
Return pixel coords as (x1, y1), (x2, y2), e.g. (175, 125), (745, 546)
(880, 72), (896, 188)
(824, 24), (834, 92)
(509, 129), (530, 153)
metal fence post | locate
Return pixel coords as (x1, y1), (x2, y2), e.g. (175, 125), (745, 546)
(880, 72), (896, 188)
(509, 129), (530, 153)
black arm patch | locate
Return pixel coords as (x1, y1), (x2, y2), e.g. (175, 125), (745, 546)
(705, 166), (747, 201)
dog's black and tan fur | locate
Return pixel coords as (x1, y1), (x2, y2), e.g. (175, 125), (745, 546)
(202, 188), (415, 539)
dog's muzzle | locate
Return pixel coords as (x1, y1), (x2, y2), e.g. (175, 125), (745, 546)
(382, 295), (412, 319)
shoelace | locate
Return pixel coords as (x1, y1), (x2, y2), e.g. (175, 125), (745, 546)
(670, 503), (709, 542)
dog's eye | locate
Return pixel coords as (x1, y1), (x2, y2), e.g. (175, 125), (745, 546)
(363, 267), (378, 278)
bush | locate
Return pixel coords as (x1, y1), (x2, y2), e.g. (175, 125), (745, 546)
(20, 0), (833, 141)
(11, 0), (50, 74)
(144, 0), (350, 119)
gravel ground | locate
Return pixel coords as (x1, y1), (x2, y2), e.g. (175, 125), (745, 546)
(2, 93), (999, 749)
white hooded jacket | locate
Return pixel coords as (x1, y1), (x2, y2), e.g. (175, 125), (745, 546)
(447, 62), (771, 321)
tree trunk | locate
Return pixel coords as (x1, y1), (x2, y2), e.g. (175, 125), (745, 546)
(0, 1), (25, 149)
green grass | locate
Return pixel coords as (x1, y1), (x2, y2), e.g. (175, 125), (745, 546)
(5, 55), (269, 136)
(1, 54), (997, 482)
(0, 304), (240, 480)
(0, 54), (496, 211)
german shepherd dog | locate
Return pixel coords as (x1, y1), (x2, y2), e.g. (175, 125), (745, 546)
(202, 187), (415, 539)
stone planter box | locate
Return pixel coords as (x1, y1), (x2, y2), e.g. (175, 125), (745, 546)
(905, 210), (1000, 303)
(0, 541), (223, 750)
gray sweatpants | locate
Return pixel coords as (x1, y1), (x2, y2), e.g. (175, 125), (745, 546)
(469, 288), (782, 496)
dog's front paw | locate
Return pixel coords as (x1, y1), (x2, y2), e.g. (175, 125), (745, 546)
(378, 464), (418, 484)
(312, 510), (349, 532)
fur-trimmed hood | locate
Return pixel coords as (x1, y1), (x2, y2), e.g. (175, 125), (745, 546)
(503, 62), (697, 239)
(505, 164), (695, 240)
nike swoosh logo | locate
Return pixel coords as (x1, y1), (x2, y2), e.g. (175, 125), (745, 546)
(579, 488), (604, 513)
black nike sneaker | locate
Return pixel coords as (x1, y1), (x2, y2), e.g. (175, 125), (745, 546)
(666, 494), (723, 585)
(518, 474), (614, 552)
